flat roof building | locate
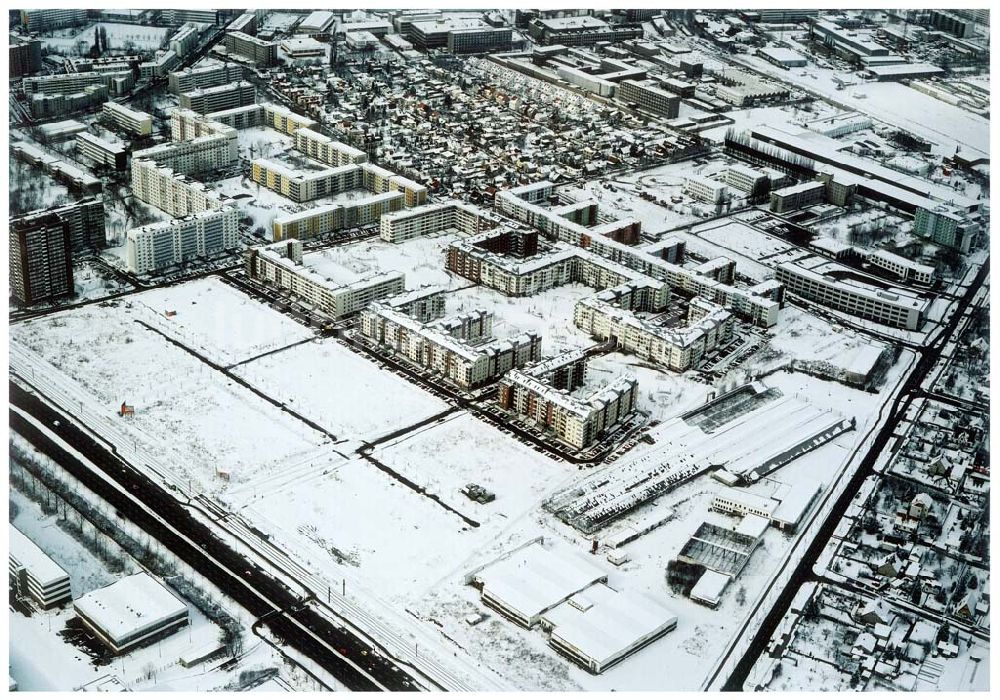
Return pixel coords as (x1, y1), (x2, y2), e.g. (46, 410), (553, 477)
(74, 573), (189, 654)
(102, 102), (153, 136)
(9, 525), (72, 609)
(776, 256), (930, 330)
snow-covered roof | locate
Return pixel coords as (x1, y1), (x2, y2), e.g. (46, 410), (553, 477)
(9, 525), (70, 588)
(735, 513), (770, 540)
(74, 573), (188, 644)
(548, 585), (677, 666)
(477, 541), (607, 623)
(690, 570), (731, 606)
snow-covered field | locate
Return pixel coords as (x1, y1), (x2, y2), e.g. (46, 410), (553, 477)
(132, 277), (314, 366)
(232, 337), (448, 443)
(40, 22), (172, 54)
(11, 290), (329, 494)
(734, 52), (990, 159)
(306, 232), (464, 291)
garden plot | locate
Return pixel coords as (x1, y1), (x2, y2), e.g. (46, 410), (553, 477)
(307, 233), (463, 290)
(231, 337), (448, 443)
(371, 411), (575, 528)
(446, 283), (596, 354)
(134, 277), (313, 366)
(11, 301), (327, 495)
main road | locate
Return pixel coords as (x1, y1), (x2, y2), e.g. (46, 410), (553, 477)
(714, 256), (989, 691)
(10, 380), (419, 692)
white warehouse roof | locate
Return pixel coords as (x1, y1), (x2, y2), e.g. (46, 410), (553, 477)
(74, 573), (188, 645)
(476, 541), (607, 625)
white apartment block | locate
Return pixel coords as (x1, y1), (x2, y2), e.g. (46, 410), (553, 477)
(496, 182), (781, 327)
(126, 207), (238, 274)
(76, 132), (126, 170)
(683, 174), (729, 204)
(360, 304), (542, 389)
(168, 62), (243, 95)
(273, 191), (404, 240)
(102, 102), (153, 136)
(776, 256), (929, 330)
(293, 128), (368, 167)
(251, 159), (360, 202)
(380, 200), (498, 243)
(179, 80), (255, 115)
(130, 160), (223, 218)
(575, 292), (735, 372)
(245, 239), (405, 318)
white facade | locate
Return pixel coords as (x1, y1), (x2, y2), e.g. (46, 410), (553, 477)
(126, 208), (238, 274)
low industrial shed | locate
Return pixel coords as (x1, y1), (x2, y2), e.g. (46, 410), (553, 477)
(543, 584), (678, 673)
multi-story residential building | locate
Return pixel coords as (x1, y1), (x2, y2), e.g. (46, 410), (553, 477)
(169, 23), (201, 57)
(102, 102), (153, 136)
(259, 102), (316, 135)
(575, 292), (735, 372)
(126, 207), (238, 274)
(769, 180), (825, 213)
(273, 192), (404, 240)
(12, 199), (105, 253)
(359, 163), (428, 207)
(498, 350), (638, 449)
(293, 128), (368, 166)
(776, 256), (930, 330)
(168, 62), (243, 95)
(380, 200), (499, 243)
(28, 85), (108, 119)
(224, 31), (278, 67)
(251, 159), (360, 203)
(179, 80), (255, 115)
(131, 108), (241, 176)
(130, 160), (223, 217)
(20, 8), (87, 32)
(24, 70), (133, 97)
(617, 79), (680, 118)
(75, 132), (127, 171)
(683, 175), (729, 204)
(9, 35), (42, 79)
(245, 239), (406, 318)
(913, 205), (979, 254)
(10, 212), (74, 306)
(227, 11), (256, 34)
(9, 526), (72, 609)
(496, 182), (782, 327)
(139, 50), (180, 79)
(11, 141), (102, 193)
(360, 301), (543, 389)
(162, 9), (218, 25)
